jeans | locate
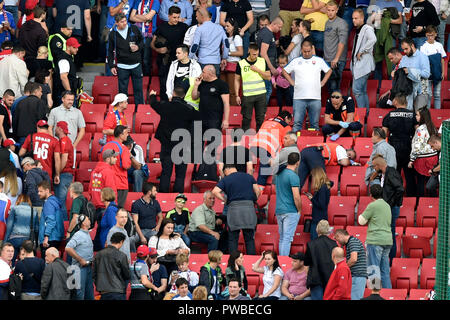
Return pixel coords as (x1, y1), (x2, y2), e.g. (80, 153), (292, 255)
(74, 266), (94, 300)
(100, 293), (126, 300)
(188, 231), (219, 252)
(310, 221), (318, 241)
(228, 228), (256, 255)
(142, 37), (153, 76)
(298, 147), (326, 188)
(428, 80), (442, 109)
(8, 236), (28, 267)
(352, 73), (370, 109)
(265, 79), (273, 106)
(366, 244), (392, 289)
(279, 295), (312, 300)
(277, 212), (301, 256)
(54, 172), (73, 219)
(412, 37), (427, 49)
(326, 60), (346, 95)
(140, 228), (157, 241)
(117, 64), (144, 105)
(276, 86), (293, 110)
(293, 99), (322, 131)
(128, 168), (146, 193)
(5, 6), (18, 25)
(310, 285), (324, 300)
(241, 93), (267, 132)
(351, 276), (367, 300)
(242, 31), (250, 59)
(438, 18), (446, 45)
(310, 30), (324, 55)
(389, 206), (400, 263)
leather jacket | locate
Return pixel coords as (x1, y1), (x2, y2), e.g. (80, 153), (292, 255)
(93, 245), (131, 294)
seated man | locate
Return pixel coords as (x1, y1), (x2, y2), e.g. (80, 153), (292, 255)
(280, 252), (311, 300)
(166, 194), (191, 246)
(123, 136), (147, 193)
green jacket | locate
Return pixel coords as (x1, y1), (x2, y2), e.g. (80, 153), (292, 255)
(374, 11), (394, 73)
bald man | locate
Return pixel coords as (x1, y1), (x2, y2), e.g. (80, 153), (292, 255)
(40, 247), (71, 300)
(323, 247), (352, 300)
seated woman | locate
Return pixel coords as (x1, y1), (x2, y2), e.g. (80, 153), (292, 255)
(252, 250), (284, 300)
(225, 250), (248, 297)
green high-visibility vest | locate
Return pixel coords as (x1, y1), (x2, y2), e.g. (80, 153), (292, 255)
(48, 33), (66, 63)
(184, 77), (200, 111)
(238, 57), (267, 97)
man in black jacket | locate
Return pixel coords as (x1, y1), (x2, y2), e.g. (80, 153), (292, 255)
(108, 13), (144, 105)
(93, 232), (131, 300)
(371, 155), (404, 263)
(149, 86), (199, 193)
(304, 219), (338, 300)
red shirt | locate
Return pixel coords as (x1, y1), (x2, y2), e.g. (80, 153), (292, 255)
(103, 109), (128, 142)
(22, 132), (59, 179)
(0, 49), (12, 61)
(100, 140), (131, 190)
(57, 136), (75, 175)
(323, 260), (352, 300)
(89, 162), (118, 208)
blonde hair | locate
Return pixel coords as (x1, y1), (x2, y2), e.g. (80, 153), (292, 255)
(37, 46), (48, 57)
(176, 253), (189, 265)
(101, 187), (116, 202)
(208, 250), (223, 263)
(193, 286), (208, 300)
(317, 219), (330, 236)
(311, 167), (332, 193)
(15, 194), (32, 207)
(0, 168), (19, 197)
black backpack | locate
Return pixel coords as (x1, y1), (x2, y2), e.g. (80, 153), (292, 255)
(8, 274), (22, 300)
(124, 212), (137, 238)
(81, 197), (96, 230)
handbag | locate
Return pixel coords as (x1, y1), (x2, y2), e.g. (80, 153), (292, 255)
(155, 238), (177, 264)
(425, 174), (439, 193)
(224, 61), (237, 73)
(29, 206), (37, 250)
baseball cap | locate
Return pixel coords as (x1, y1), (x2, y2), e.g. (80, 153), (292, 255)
(102, 149), (119, 161)
(148, 247), (158, 257)
(111, 93), (128, 106)
(66, 37), (81, 48)
(175, 193), (187, 201)
(2, 138), (16, 148)
(136, 245), (150, 258)
(21, 157), (35, 167)
(37, 120), (48, 128)
(25, 0), (38, 10)
(56, 121), (70, 135)
(289, 252), (305, 261)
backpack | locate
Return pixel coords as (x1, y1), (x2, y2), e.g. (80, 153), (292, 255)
(8, 274), (22, 300)
(100, 141), (123, 167)
(194, 163), (218, 182)
(124, 211), (137, 238)
(81, 197), (96, 230)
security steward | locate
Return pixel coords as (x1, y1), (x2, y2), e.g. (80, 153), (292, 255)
(182, 77), (200, 111)
(148, 86), (200, 193)
(248, 110), (292, 190)
(48, 22), (73, 67)
(382, 93), (418, 197)
(322, 90), (363, 140)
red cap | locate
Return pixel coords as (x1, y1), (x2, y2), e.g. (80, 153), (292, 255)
(25, 0), (38, 10)
(66, 37), (81, 48)
(148, 247), (158, 257)
(56, 121), (69, 134)
(37, 120), (48, 127)
(2, 138), (16, 148)
(136, 245), (150, 258)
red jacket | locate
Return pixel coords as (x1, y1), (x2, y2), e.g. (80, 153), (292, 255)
(89, 162), (118, 208)
(323, 260), (352, 300)
(101, 139), (131, 190)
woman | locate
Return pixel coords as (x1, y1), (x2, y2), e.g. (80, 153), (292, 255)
(284, 18), (303, 62)
(220, 17), (243, 105)
(225, 250), (248, 297)
(252, 250), (284, 300)
(0, 165), (22, 207)
(29, 46), (53, 80)
(96, 187), (118, 251)
(408, 107), (439, 197)
(148, 218), (190, 274)
(34, 69), (53, 108)
(305, 167), (333, 241)
(4, 194), (38, 266)
(192, 0), (217, 25)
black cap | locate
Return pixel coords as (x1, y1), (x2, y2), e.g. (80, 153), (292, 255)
(175, 193), (188, 201)
(289, 252), (305, 261)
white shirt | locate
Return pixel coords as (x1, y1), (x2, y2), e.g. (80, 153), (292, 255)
(227, 35), (243, 63)
(262, 266), (283, 298)
(284, 56), (330, 100)
(9, 150), (20, 170)
(0, 258), (11, 283)
(58, 59), (70, 74)
(420, 41), (447, 58)
(132, 144), (145, 165)
(288, 34), (303, 63)
(336, 145), (349, 162)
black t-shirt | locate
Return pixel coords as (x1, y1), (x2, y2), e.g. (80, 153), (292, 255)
(154, 22), (189, 62)
(360, 294), (385, 300)
(216, 171), (257, 205)
(382, 108), (418, 144)
(256, 27), (277, 67)
(220, 0), (253, 29)
(166, 208), (190, 227)
(219, 145), (251, 173)
(235, 58), (269, 75)
(198, 78), (229, 119)
(0, 102), (12, 137)
(325, 96), (355, 122)
(174, 61), (191, 88)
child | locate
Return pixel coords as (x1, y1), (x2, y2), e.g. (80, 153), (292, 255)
(166, 194), (191, 246)
(167, 253), (199, 295)
(420, 25), (447, 109)
(272, 54), (293, 112)
(199, 250), (225, 300)
(171, 278), (193, 300)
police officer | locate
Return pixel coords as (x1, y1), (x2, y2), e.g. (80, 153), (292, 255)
(382, 94), (418, 197)
(48, 22), (73, 67)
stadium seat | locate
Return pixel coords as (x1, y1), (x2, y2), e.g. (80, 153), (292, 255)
(434, 228), (438, 257)
(255, 224), (279, 254)
(148, 135), (161, 162)
(90, 132), (105, 161)
(378, 289), (408, 300)
(328, 196), (357, 227)
(379, 80), (392, 97)
(390, 258), (420, 292)
(420, 258), (436, 289)
(353, 137), (372, 164)
(345, 225), (367, 245)
(82, 109), (105, 133)
(0, 221), (5, 240)
(326, 165), (340, 196)
(402, 227), (433, 259)
(299, 195), (313, 225)
(297, 136), (324, 149)
(75, 168), (94, 191)
(146, 162), (162, 185)
(318, 107), (326, 127)
(367, 80), (379, 109)
(429, 109), (450, 128)
(78, 161), (98, 171)
(134, 109), (161, 135)
(264, 106), (280, 120)
(398, 197), (416, 228)
(228, 106), (243, 128)
(107, 103), (135, 118)
(267, 194), (278, 224)
(340, 166), (367, 198)
(189, 254), (210, 274)
(212, 198), (225, 215)
(395, 226), (403, 258)
(290, 225), (311, 254)
(124, 192), (142, 212)
(356, 196), (372, 223)
(356, 108), (366, 127)
(328, 226), (344, 241)
(149, 76), (160, 95)
(366, 108), (391, 137)
(80, 103), (107, 117)
(416, 197), (439, 230)
(92, 76), (118, 104)
(408, 289), (430, 300)
(129, 133), (149, 162)
(75, 132), (92, 164)
(325, 136), (354, 149)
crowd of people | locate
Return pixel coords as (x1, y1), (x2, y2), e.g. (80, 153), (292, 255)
(0, 0), (448, 302)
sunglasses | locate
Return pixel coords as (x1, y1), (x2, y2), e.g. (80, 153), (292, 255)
(176, 199), (186, 204)
(331, 95), (342, 99)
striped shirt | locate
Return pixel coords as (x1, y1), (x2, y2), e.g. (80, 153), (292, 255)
(345, 236), (368, 278)
(249, 0), (269, 13)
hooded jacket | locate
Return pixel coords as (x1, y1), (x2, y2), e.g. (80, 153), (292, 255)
(24, 167), (51, 206)
(38, 195), (65, 243)
(166, 59), (202, 99)
(199, 262), (225, 295)
(18, 19), (47, 60)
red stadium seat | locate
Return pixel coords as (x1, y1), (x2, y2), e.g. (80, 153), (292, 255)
(398, 197), (416, 228)
(82, 109), (104, 133)
(434, 228), (438, 257)
(367, 80), (379, 109)
(326, 165), (340, 196)
(402, 227), (433, 260)
(297, 136), (324, 149)
(366, 108), (391, 137)
(379, 289), (408, 300)
(395, 226), (403, 258)
(92, 76), (118, 105)
(107, 103), (135, 116)
(80, 103), (107, 117)
(356, 196), (372, 223)
(416, 197), (439, 231)
(356, 108), (366, 126)
(189, 254), (210, 274)
(146, 162), (162, 185)
(90, 133), (104, 161)
(408, 289), (430, 300)
(134, 109), (161, 135)
(290, 225), (311, 254)
(264, 106), (280, 120)
(168, 163), (195, 193)
(353, 137), (372, 165)
(267, 194), (277, 224)
(345, 225), (367, 245)
(129, 133), (149, 162)
(325, 136), (354, 149)
(340, 167), (367, 198)
(136, 104), (154, 114)
(379, 80), (392, 97)
(328, 196), (357, 227)
(148, 135), (161, 162)
(123, 192), (142, 212)
(318, 107), (326, 127)
(390, 258), (420, 292)
(255, 224), (279, 254)
(78, 161), (98, 171)
(75, 168), (94, 191)
(149, 76), (160, 95)
(429, 109), (450, 128)
(75, 132), (92, 164)
(420, 258), (436, 289)
(299, 195), (313, 225)
(228, 106), (243, 128)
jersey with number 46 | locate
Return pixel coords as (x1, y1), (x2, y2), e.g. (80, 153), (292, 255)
(22, 132), (59, 179)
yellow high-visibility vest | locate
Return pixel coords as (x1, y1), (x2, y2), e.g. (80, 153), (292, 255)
(238, 57), (267, 97)
(184, 77), (200, 111)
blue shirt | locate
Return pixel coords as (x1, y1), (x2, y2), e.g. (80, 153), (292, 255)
(0, 10), (16, 47)
(131, 197), (161, 230)
(275, 168), (300, 214)
(132, 0), (160, 34)
(53, 0), (91, 37)
(159, 0), (193, 26)
(10, 95), (26, 117)
(151, 263), (168, 287)
(216, 171), (257, 205)
(190, 20), (229, 64)
(66, 229), (94, 266)
(398, 49), (431, 79)
(106, 0), (136, 29)
(375, 0), (403, 12)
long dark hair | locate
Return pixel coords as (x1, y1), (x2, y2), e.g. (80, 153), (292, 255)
(156, 218), (176, 239)
(34, 69), (50, 85)
(263, 250), (280, 272)
(418, 107), (437, 137)
(225, 17), (240, 39)
(227, 250), (242, 269)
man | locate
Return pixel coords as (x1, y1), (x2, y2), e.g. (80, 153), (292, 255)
(0, 242), (13, 300)
(256, 16), (284, 103)
(21, 157), (50, 209)
(106, 208), (132, 263)
(190, 7), (229, 76)
(428, 134), (441, 188)
(37, 180), (65, 259)
(10, 81), (32, 118)
(66, 182), (88, 240)
(334, 229), (368, 300)
(159, 0), (193, 25)
(149, 87), (198, 193)
(0, 46), (28, 99)
(350, 8), (376, 110)
(409, 0), (440, 49)
(19, 120), (60, 180)
(151, 5), (188, 101)
(323, 247), (352, 300)
(279, 0), (304, 36)
(275, 152), (302, 256)
(93, 232), (131, 300)
(53, 37), (82, 105)
(234, 43), (271, 131)
(280, 252), (311, 300)
(283, 40), (332, 131)
(47, 23), (73, 66)
(0, 89), (14, 142)
(131, 182), (163, 244)
(130, 0), (161, 77)
(300, 0), (329, 55)
(89, 149), (118, 210)
(271, 131), (301, 174)
(382, 93), (418, 197)
(358, 184), (393, 289)
(304, 220), (338, 300)
(65, 214), (94, 300)
(227, 277), (251, 300)
(53, 121), (75, 215)
(339, 0), (369, 32)
(166, 44), (202, 101)
(123, 135), (146, 193)
(218, 130), (253, 178)
(0, 40), (12, 60)
(100, 125), (131, 208)
(188, 191), (222, 252)
(212, 164), (260, 254)
(323, 91), (362, 140)
(370, 155), (404, 263)
(324, 1), (348, 94)
(0, 180), (10, 223)
(364, 127), (397, 186)
(398, 38), (431, 110)
(40, 247), (71, 300)
(102, 93), (129, 143)
(146, 246), (168, 298)
(108, 13), (145, 106)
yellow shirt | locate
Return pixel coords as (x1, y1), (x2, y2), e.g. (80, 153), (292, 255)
(303, 0), (330, 31)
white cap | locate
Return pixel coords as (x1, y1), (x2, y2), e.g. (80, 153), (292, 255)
(111, 93), (128, 106)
